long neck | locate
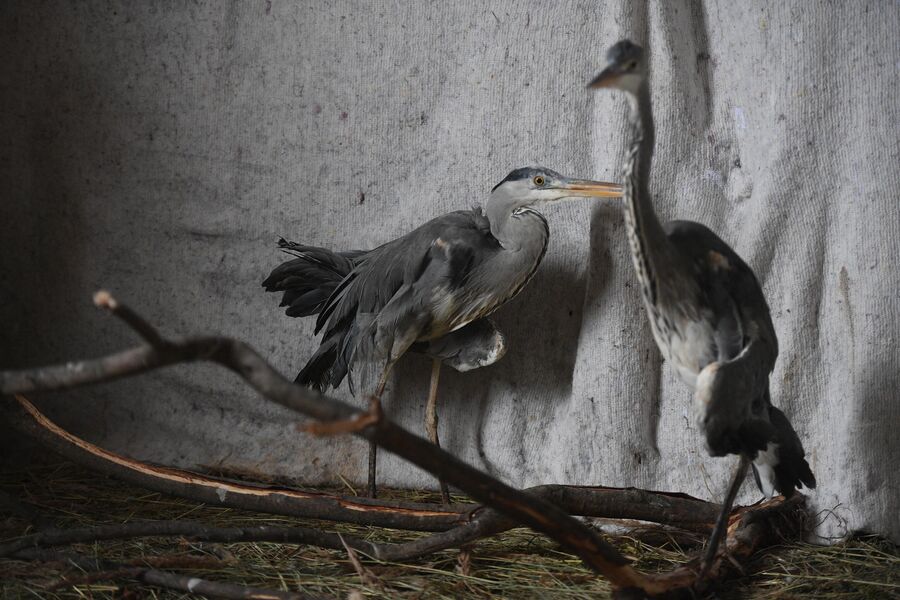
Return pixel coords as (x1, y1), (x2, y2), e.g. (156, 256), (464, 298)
(622, 80), (669, 307)
(486, 194), (549, 252)
(484, 196), (550, 300)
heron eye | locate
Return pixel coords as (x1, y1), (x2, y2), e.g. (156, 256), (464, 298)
(533, 176), (545, 186)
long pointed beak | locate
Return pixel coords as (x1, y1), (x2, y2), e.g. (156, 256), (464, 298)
(559, 179), (623, 198)
(587, 66), (619, 89)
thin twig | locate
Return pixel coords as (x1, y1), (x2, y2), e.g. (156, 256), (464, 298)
(93, 290), (167, 348)
(50, 555), (227, 589)
(1, 396), (725, 544)
(339, 534), (383, 590)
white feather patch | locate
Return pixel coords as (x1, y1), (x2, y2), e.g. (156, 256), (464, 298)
(753, 442), (780, 498)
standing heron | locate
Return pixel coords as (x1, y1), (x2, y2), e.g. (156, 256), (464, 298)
(588, 40), (815, 574)
(265, 240), (506, 502)
(264, 168), (623, 498)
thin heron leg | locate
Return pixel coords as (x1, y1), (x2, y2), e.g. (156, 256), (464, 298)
(367, 369), (390, 499)
(425, 358), (451, 504)
(699, 455), (750, 578)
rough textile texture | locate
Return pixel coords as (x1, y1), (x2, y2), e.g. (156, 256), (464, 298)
(0, 2), (897, 542)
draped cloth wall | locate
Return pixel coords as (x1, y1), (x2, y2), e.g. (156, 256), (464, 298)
(1, 1), (897, 541)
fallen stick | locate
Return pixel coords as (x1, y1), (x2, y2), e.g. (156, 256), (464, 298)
(4, 397), (806, 598)
(3, 395), (719, 535)
(11, 547), (325, 600)
(5, 395), (671, 570)
(3, 395), (466, 532)
(0, 519), (379, 559)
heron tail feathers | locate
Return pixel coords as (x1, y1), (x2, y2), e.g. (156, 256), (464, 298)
(295, 334), (340, 392)
(760, 405), (816, 497)
(262, 239), (361, 318)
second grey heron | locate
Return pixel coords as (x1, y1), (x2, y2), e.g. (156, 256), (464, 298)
(589, 40), (815, 575)
(264, 167), (623, 498)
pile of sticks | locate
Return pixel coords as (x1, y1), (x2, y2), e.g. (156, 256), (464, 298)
(0, 292), (808, 599)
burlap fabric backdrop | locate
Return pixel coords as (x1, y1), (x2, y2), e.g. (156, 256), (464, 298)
(1, 2), (897, 541)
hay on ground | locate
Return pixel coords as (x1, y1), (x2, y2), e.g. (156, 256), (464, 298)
(0, 462), (896, 599)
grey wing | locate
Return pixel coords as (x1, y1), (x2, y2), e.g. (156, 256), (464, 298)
(412, 318), (507, 372)
(668, 220), (780, 456)
(666, 220), (776, 367)
(315, 209), (497, 384)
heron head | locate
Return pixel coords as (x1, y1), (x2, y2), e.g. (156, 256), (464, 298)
(587, 39), (645, 95)
(490, 167), (622, 207)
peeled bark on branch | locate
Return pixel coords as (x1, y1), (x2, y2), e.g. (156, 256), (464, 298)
(0, 292), (809, 597)
(0, 292), (646, 589)
(5, 393), (720, 533)
(2, 395), (720, 566)
(2, 396), (466, 532)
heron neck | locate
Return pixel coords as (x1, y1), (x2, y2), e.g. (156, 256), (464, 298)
(484, 200), (550, 305)
(623, 80), (669, 306)
(485, 194), (546, 251)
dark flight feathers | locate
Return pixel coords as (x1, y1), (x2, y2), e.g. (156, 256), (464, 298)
(264, 209), (497, 391)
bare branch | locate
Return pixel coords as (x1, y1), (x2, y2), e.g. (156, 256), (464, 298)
(93, 289), (167, 348)
(0, 292), (809, 597)
(0, 292), (644, 588)
(303, 396), (383, 436)
(2, 396), (469, 532)
(11, 547), (326, 599)
(613, 494), (808, 597)
(0, 519), (379, 559)
(3, 395), (720, 542)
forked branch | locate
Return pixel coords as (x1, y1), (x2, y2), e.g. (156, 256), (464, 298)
(0, 292), (647, 590)
(0, 292), (808, 597)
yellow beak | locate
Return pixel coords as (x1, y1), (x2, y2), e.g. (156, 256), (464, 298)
(561, 180), (623, 198)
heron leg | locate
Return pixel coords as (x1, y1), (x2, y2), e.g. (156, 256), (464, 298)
(699, 454), (750, 579)
(366, 368), (391, 499)
(425, 358), (451, 504)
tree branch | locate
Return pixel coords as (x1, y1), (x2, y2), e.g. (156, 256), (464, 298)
(0, 396), (718, 540)
(0, 292), (808, 597)
(0, 519), (379, 559)
(11, 547), (326, 599)
(2, 395), (467, 532)
(612, 494), (808, 598)
(0, 292), (650, 590)
(93, 289), (167, 348)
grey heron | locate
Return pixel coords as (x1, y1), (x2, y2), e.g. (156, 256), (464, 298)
(589, 40), (815, 575)
(264, 168), (623, 498)
(267, 241), (505, 502)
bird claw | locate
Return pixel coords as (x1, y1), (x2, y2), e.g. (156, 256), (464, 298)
(301, 396), (383, 436)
